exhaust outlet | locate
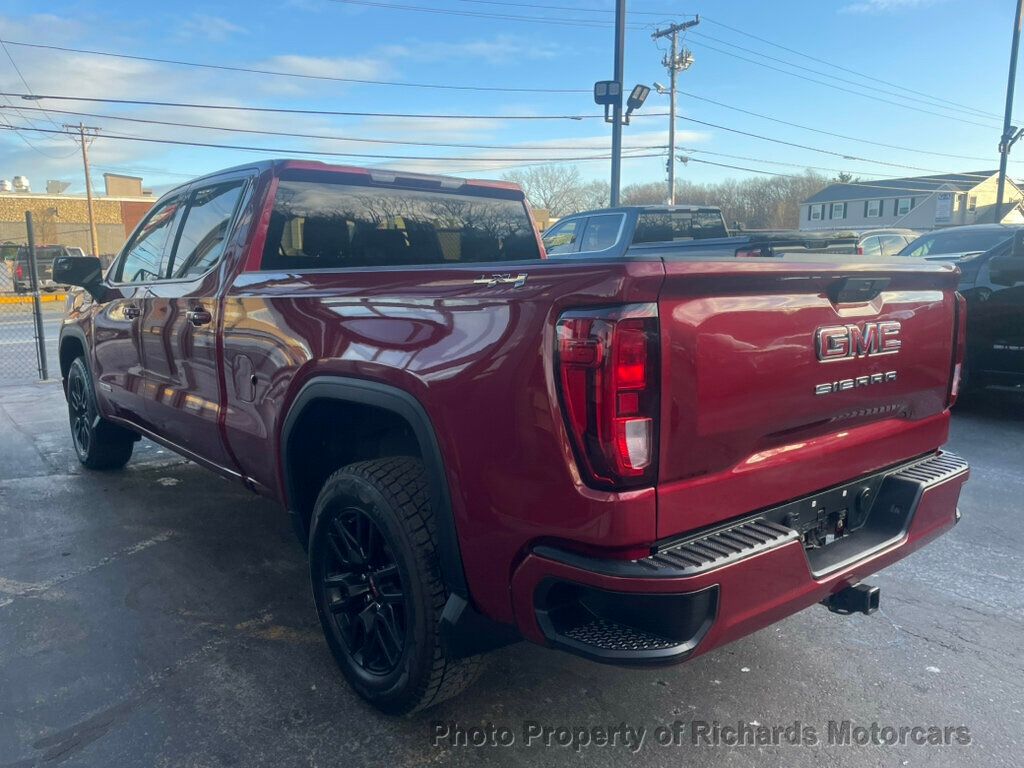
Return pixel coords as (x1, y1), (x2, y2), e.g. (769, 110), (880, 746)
(824, 583), (880, 616)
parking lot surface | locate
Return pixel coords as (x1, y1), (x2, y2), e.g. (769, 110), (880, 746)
(0, 381), (1021, 767)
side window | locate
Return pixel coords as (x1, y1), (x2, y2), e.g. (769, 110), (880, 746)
(878, 234), (908, 257)
(860, 236), (882, 258)
(544, 219), (582, 254)
(117, 197), (182, 283)
(578, 214), (623, 252)
(169, 181), (245, 279)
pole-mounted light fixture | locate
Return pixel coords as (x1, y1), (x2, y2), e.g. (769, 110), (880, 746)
(624, 84), (650, 125)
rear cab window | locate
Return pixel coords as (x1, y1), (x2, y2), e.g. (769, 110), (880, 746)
(633, 209), (728, 244)
(260, 172), (541, 270)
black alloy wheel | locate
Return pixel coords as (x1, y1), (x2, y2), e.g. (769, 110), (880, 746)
(68, 369), (92, 457)
(320, 507), (406, 675)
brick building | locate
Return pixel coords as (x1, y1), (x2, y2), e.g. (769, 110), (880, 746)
(0, 173), (155, 255)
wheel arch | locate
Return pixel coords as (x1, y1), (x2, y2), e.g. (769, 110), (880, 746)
(280, 377), (468, 600)
(58, 326), (89, 389)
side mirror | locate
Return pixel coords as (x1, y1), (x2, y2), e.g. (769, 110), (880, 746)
(52, 256), (107, 301)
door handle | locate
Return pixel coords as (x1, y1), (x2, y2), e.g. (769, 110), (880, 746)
(123, 304), (141, 320)
(186, 307), (213, 327)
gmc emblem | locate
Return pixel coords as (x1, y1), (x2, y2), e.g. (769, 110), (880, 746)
(815, 321), (902, 362)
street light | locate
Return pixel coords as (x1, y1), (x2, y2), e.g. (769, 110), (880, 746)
(624, 84), (650, 125)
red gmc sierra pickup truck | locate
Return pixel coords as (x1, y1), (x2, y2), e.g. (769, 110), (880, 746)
(53, 159), (970, 714)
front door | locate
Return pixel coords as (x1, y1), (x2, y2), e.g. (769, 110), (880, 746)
(93, 193), (184, 430)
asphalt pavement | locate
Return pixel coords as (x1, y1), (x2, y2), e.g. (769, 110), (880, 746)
(0, 382), (1021, 767)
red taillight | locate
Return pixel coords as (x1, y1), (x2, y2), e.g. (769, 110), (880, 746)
(555, 304), (659, 488)
(856, 246), (864, 255)
(15, 264), (23, 279)
(948, 291), (968, 406)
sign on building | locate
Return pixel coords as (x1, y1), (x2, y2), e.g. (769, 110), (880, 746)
(935, 191), (953, 224)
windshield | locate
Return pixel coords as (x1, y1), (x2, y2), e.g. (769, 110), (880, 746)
(898, 228), (1013, 257)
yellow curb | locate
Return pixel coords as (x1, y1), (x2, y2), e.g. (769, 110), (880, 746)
(0, 294), (67, 305)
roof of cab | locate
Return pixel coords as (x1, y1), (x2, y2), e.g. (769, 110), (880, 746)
(157, 159), (523, 198)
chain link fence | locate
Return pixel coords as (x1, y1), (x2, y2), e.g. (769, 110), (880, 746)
(0, 258), (58, 384)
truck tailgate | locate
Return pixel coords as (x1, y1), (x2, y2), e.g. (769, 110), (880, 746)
(656, 258), (961, 538)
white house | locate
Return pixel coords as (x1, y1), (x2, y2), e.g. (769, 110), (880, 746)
(798, 171), (1024, 232)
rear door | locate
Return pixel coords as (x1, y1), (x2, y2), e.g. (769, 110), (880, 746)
(137, 171), (252, 471)
(655, 258), (961, 536)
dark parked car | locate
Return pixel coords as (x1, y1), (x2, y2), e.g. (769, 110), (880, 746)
(955, 232), (1024, 392)
(898, 224), (1023, 260)
(54, 160), (969, 714)
(13, 244), (85, 293)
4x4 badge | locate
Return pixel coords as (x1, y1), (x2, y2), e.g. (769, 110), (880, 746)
(472, 273), (528, 288)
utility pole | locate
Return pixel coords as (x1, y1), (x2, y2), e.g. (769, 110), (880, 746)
(609, 0), (627, 206)
(652, 17), (699, 205)
(996, 0), (1024, 211)
(65, 123), (101, 257)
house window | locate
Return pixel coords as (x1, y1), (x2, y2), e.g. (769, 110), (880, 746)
(866, 199), (882, 218)
(896, 197), (913, 216)
(809, 204), (823, 221)
(968, 195), (977, 212)
(831, 202), (846, 220)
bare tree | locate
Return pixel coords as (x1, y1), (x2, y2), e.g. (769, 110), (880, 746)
(503, 165), (609, 217)
(622, 169), (830, 230)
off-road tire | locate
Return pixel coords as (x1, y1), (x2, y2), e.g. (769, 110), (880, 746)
(308, 457), (483, 714)
(66, 356), (135, 470)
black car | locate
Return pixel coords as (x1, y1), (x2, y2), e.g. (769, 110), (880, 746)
(898, 224), (1023, 260)
(12, 245), (84, 293)
(956, 232), (1024, 392)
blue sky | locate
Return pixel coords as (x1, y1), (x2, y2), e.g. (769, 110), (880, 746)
(0, 0), (1022, 194)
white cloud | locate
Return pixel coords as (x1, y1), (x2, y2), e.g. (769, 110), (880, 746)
(259, 54), (390, 81)
(177, 14), (247, 42)
(840, 0), (942, 13)
(0, 13), (84, 41)
(382, 35), (560, 65)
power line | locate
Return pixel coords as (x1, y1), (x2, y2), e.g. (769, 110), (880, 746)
(686, 38), (1001, 130)
(0, 91), (607, 120)
(448, 0), (684, 16)
(702, 15), (1000, 121)
(674, 113), (996, 176)
(2, 91), (998, 178)
(328, 0), (640, 28)
(0, 38), (590, 94)
(689, 30), (999, 122)
(679, 155), (1005, 195)
(0, 104), (666, 151)
(0, 39), (64, 129)
(0, 123), (666, 165)
(674, 88), (1018, 164)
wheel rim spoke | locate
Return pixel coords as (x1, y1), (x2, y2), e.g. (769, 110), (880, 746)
(320, 505), (407, 675)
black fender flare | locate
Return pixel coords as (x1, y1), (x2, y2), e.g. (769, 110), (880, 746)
(57, 325), (90, 389)
(280, 376), (468, 600)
